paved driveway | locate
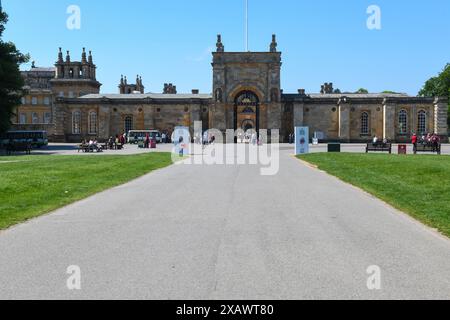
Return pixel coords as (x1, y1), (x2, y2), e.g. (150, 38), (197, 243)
(0, 146), (449, 299)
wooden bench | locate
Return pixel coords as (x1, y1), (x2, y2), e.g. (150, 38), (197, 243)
(6, 142), (32, 155)
(78, 144), (90, 153)
(414, 143), (441, 155)
(366, 142), (392, 154)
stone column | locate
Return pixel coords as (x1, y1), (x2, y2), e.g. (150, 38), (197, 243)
(434, 97), (448, 137)
(293, 102), (304, 127)
(210, 103), (227, 132)
(190, 104), (202, 131)
(338, 99), (350, 142)
(53, 102), (66, 142)
(383, 98), (396, 140)
(98, 105), (110, 140)
(64, 65), (70, 79)
(144, 105), (155, 130)
(267, 103), (282, 130)
(266, 103), (282, 142)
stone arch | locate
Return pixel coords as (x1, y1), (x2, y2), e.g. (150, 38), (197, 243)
(233, 89), (261, 137)
(228, 85), (265, 103)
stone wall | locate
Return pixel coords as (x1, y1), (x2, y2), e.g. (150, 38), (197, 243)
(55, 98), (210, 142)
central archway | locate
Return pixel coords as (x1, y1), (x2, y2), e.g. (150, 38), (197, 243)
(234, 90), (260, 135)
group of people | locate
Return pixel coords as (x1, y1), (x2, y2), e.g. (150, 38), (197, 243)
(80, 138), (103, 152)
(288, 133), (295, 144)
(237, 132), (260, 145)
(106, 134), (127, 149)
(372, 136), (389, 145)
(161, 132), (171, 144)
(412, 132), (441, 150)
(192, 132), (216, 145)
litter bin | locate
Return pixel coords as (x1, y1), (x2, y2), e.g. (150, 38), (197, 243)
(328, 143), (341, 152)
(398, 144), (407, 155)
(150, 139), (156, 149)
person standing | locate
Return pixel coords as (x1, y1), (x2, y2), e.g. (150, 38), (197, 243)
(178, 136), (184, 156)
(411, 133), (418, 153)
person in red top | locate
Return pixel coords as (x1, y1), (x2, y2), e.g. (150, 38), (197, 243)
(412, 133), (418, 153)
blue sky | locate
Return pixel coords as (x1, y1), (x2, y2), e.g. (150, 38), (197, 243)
(2, 0), (449, 95)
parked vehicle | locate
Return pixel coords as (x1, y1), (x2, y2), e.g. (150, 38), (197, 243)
(127, 130), (162, 144)
(1, 131), (48, 148)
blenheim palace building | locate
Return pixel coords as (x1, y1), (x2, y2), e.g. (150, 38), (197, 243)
(13, 35), (448, 143)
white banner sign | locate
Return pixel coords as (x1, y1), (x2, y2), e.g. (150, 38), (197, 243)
(295, 127), (310, 155)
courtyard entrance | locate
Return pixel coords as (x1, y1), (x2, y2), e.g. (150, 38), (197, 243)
(234, 90), (260, 139)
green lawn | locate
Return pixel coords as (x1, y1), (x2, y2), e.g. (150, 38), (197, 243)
(299, 153), (450, 237)
(0, 153), (174, 230)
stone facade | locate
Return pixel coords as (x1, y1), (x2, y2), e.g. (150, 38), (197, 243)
(12, 37), (448, 143)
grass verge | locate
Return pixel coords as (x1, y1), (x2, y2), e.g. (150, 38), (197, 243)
(298, 153), (450, 237)
(0, 153), (173, 230)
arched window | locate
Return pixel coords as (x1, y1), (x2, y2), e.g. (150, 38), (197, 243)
(72, 111), (81, 134)
(124, 116), (133, 133)
(398, 110), (408, 134)
(361, 112), (370, 135)
(235, 91), (259, 106)
(89, 111), (97, 134)
(418, 110), (427, 134)
(241, 107), (255, 114)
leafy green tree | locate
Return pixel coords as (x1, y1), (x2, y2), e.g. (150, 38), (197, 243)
(0, 8), (29, 135)
(355, 88), (369, 94)
(419, 64), (450, 127)
(382, 90), (400, 94)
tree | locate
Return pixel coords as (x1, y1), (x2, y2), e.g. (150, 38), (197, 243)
(419, 63), (450, 127)
(382, 90), (400, 94)
(355, 88), (369, 94)
(0, 8), (29, 135)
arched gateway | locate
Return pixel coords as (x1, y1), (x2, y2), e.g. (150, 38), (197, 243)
(234, 90), (260, 133)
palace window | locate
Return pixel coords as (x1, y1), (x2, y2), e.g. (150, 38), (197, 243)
(32, 112), (39, 124)
(418, 110), (427, 134)
(44, 112), (51, 124)
(72, 111), (81, 134)
(398, 110), (408, 134)
(19, 113), (26, 124)
(242, 107), (255, 114)
(89, 111), (98, 135)
(235, 91), (259, 106)
(360, 112), (370, 135)
(124, 116), (133, 133)
(21, 97), (26, 105)
(31, 97), (38, 105)
(44, 97), (51, 105)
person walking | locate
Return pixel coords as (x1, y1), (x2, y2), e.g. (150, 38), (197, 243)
(411, 133), (418, 152)
(178, 136), (184, 156)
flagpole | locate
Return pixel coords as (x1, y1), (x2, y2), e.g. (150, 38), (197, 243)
(245, 0), (248, 51)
